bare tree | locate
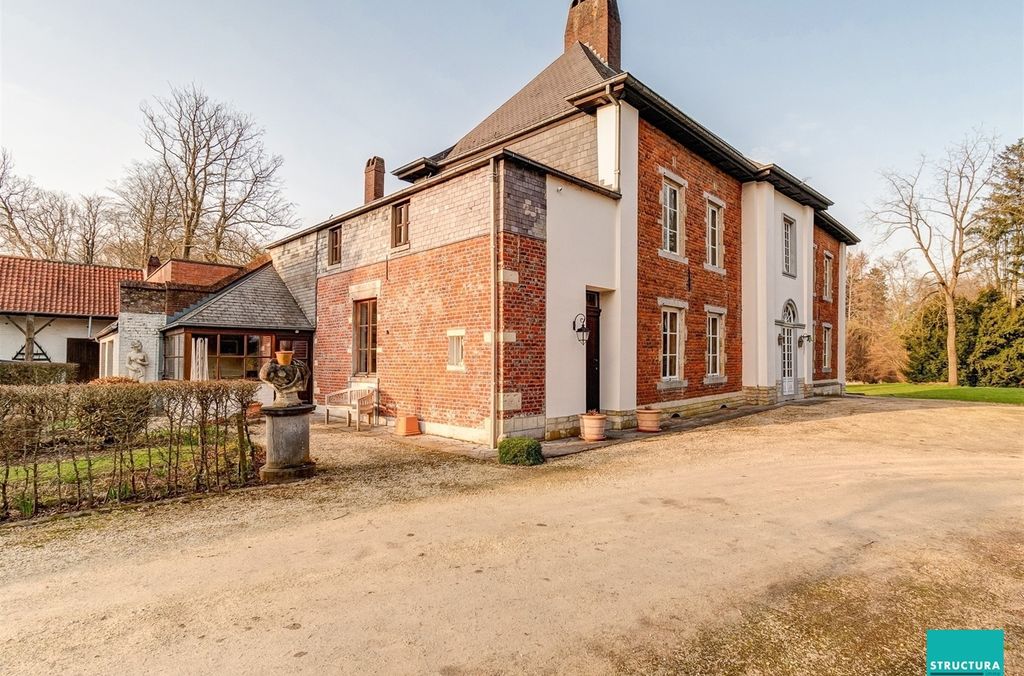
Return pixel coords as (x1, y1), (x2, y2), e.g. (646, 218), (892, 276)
(0, 149), (40, 257)
(872, 132), (996, 385)
(75, 194), (109, 264)
(141, 85), (294, 262)
(110, 161), (181, 268)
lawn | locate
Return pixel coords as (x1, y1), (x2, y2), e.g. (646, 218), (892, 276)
(848, 382), (1024, 405)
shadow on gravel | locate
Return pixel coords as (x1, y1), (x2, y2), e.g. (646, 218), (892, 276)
(599, 527), (1024, 676)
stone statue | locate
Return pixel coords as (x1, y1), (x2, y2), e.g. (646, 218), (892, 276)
(125, 341), (149, 382)
(259, 359), (309, 408)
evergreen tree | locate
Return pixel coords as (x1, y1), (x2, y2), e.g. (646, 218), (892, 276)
(980, 139), (1024, 305)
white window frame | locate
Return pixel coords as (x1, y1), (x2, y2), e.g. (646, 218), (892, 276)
(661, 308), (684, 381)
(446, 329), (466, 372)
(704, 195), (725, 273)
(823, 252), (834, 302)
(822, 323), (833, 372)
(705, 308), (726, 381)
(782, 216), (796, 277)
(661, 178), (683, 256)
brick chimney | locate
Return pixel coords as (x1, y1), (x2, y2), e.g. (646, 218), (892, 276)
(364, 156), (385, 204)
(565, 0), (621, 71)
(145, 255), (161, 279)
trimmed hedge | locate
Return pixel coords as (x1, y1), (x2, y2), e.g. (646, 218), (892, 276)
(0, 380), (263, 521)
(498, 437), (545, 466)
(0, 361), (78, 385)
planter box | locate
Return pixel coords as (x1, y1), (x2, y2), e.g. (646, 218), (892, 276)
(395, 415), (421, 437)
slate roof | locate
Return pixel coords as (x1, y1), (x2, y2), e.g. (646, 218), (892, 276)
(447, 42), (620, 160)
(164, 263), (313, 332)
(0, 256), (142, 318)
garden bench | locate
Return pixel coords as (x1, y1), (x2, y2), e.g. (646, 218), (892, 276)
(324, 387), (377, 430)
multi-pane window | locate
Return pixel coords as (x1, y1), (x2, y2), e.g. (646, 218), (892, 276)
(706, 200), (724, 268)
(447, 330), (465, 370)
(783, 217), (795, 276)
(706, 312), (724, 377)
(204, 334), (273, 380)
(355, 299), (378, 375)
(823, 253), (834, 301)
(661, 309), (684, 380)
(392, 202), (410, 248)
(328, 227), (342, 266)
(661, 179), (682, 255)
(163, 334), (184, 380)
(823, 325), (833, 370)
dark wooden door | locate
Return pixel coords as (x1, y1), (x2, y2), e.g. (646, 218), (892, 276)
(66, 338), (99, 383)
(585, 292), (601, 412)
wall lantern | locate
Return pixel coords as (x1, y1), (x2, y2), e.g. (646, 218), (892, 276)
(777, 334), (784, 346)
(572, 314), (590, 345)
(798, 334), (814, 348)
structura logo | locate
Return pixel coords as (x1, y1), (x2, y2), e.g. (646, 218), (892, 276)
(927, 630), (1004, 675)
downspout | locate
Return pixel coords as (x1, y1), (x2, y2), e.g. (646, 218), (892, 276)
(490, 157), (500, 449)
(606, 83), (622, 192)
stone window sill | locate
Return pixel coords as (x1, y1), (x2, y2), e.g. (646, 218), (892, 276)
(657, 378), (688, 391)
(703, 263), (726, 276)
(658, 249), (688, 265)
(446, 365), (467, 373)
(390, 243), (411, 256)
(703, 375), (728, 386)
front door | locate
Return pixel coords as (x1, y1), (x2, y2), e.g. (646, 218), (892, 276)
(780, 326), (795, 397)
(66, 338), (99, 383)
(585, 292), (601, 412)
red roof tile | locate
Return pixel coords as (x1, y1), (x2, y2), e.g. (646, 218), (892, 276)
(0, 256), (142, 318)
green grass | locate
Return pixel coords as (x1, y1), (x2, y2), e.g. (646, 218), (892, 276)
(848, 383), (1024, 405)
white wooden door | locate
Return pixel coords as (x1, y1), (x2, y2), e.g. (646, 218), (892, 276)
(781, 326), (795, 396)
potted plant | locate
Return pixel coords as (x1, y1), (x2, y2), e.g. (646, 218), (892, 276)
(636, 408), (661, 433)
(579, 410), (607, 442)
(275, 350), (294, 366)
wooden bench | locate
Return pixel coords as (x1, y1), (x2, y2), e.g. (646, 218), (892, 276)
(324, 388), (377, 430)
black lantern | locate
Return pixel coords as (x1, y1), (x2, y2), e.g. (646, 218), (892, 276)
(573, 314), (590, 345)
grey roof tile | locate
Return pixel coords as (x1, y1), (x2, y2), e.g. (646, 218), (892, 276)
(447, 42), (619, 160)
(165, 264), (314, 332)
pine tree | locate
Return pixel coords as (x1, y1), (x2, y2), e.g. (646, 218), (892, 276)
(981, 139), (1024, 306)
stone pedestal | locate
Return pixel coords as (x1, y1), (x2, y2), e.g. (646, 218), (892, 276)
(260, 404), (316, 482)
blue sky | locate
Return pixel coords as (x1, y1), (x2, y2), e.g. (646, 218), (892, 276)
(1, 0), (1021, 252)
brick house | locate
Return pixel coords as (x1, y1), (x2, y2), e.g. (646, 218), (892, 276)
(267, 0), (859, 444)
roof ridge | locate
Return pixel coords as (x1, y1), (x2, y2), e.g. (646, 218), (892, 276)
(0, 254), (142, 273)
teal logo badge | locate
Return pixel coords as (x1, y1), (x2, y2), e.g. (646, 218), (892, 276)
(927, 630), (1004, 675)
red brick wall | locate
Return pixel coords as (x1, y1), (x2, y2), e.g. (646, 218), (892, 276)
(147, 260), (240, 287)
(314, 236), (493, 431)
(499, 232), (546, 417)
(636, 120), (744, 406)
(813, 226), (841, 382)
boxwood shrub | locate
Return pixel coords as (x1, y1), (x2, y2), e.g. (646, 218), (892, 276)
(0, 360), (78, 385)
(498, 437), (545, 466)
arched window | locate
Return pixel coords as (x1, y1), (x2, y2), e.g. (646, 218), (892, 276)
(782, 301), (798, 325)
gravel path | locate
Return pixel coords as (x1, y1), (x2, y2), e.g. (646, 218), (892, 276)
(0, 397), (1021, 674)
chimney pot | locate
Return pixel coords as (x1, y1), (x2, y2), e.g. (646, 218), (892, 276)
(146, 255), (161, 279)
(565, 0), (621, 71)
(365, 156), (386, 204)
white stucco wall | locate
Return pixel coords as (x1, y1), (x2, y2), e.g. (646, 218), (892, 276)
(0, 315), (99, 363)
(740, 185), (816, 391)
(542, 99), (639, 420)
(545, 176), (619, 418)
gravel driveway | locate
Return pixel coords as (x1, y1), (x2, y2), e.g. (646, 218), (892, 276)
(0, 397), (1021, 675)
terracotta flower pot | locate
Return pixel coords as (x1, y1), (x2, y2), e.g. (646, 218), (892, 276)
(579, 413), (607, 442)
(636, 409), (661, 433)
(395, 415), (421, 437)
(275, 351), (294, 366)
